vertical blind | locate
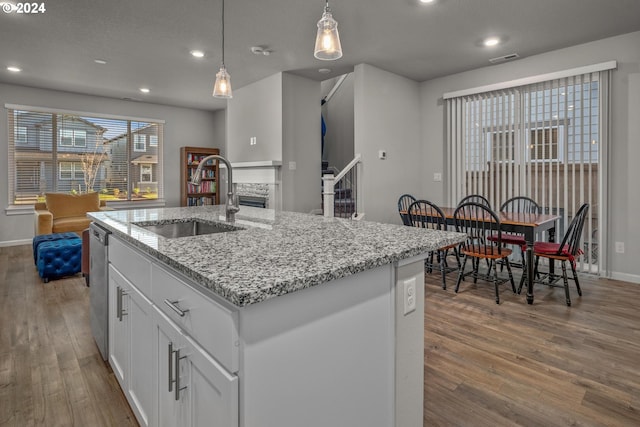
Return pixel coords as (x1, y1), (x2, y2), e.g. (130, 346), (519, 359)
(7, 106), (164, 205)
(445, 70), (611, 272)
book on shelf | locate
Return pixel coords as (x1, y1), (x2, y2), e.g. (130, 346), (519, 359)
(187, 181), (215, 194)
(187, 168), (215, 180)
(187, 196), (215, 206)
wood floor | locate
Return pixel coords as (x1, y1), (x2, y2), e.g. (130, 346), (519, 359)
(0, 245), (137, 427)
(424, 266), (640, 426)
(2, 244), (639, 426)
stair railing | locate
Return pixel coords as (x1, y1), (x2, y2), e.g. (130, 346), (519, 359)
(322, 154), (364, 220)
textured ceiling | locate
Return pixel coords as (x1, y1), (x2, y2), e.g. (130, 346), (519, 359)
(1, 0), (639, 111)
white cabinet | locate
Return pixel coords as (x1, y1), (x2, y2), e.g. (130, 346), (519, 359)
(154, 308), (238, 427)
(108, 264), (154, 427)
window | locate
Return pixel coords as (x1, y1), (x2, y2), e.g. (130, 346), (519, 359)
(445, 66), (611, 273)
(59, 129), (87, 147)
(7, 107), (164, 205)
(134, 134), (146, 152)
(140, 164), (152, 182)
(59, 162), (84, 180)
(149, 135), (158, 147)
(16, 126), (27, 144)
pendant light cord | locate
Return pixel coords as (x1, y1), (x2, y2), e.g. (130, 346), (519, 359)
(221, 0), (225, 67)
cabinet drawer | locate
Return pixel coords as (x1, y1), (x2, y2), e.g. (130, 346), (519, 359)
(109, 237), (152, 298)
(151, 264), (239, 373)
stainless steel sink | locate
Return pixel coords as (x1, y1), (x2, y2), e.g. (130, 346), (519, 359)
(134, 219), (243, 238)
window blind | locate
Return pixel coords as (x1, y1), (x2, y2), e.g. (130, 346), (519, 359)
(7, 107), (164, 205)
(445, 70), (610, 273)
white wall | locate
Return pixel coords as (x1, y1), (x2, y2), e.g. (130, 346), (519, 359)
(354, 64), (422, 224)
(281, 73), (321, 213)
(227, 73), (283, 163)
(419, 30), (640, 281)
(321, 74), (354, 170)
(0, 83), (219, 245)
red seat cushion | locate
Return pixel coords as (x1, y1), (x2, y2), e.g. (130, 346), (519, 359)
(487, 234), (527, 251)
(534, 241), (584, 267)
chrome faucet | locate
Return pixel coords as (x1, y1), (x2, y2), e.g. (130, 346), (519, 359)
(190, 154), (239, 222)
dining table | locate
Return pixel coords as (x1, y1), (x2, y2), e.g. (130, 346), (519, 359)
(404, 207), (559, 304)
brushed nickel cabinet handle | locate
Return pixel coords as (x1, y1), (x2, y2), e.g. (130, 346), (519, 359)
(168, 342), (174, 392)
(174, 348), (187, 401)
(164, 299), (189, 317)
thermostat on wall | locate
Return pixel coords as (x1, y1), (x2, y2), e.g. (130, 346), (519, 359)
(378, 150), (386, 160)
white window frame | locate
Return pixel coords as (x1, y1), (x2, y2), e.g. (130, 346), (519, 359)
(149, 134), (158, 147)
(485, 124), (565, 163)
(59, 162), (84, 180)
(140, 164), (153, 183)
(16, 126), (27, 144)
(59, 129), (87, 147)
(134, 134), (146, 152)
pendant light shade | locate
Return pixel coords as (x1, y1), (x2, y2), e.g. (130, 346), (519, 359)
(213, 65), (232, 98)
(213, 0), (232, 98)
(314, 1), (342, 61)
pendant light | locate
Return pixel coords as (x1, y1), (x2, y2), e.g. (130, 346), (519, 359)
(213, 0), (232, 98)
(314, 0), (343, 61)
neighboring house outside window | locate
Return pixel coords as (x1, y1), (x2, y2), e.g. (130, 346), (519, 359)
(7, 108), (163, 205)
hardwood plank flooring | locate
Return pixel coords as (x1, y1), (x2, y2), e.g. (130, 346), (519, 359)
(0, 245), (137, 427)
(2, 244), (639, 426)
(424, 266), (640, 426)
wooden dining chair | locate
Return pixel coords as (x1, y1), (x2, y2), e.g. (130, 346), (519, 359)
(397, 194), (416, 226)
(518, 203), (589, 306)
(458, 194), (492, 209)
(408, 200), (461, 290)
(453, 202), (516, 304)
(490, 196), (541, 270)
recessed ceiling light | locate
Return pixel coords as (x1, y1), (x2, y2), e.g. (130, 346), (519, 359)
(419, 0), (435, 4)
(190, 50), (205, 58)
(139, 88), (150, 93)
(483, 37), (500, 47)
(94, 59), (107, 65)
(318, 68), (331, 74)
(7, 66), (21, 73)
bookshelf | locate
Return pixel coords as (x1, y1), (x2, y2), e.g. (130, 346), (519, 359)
(180, 146), (220, 207)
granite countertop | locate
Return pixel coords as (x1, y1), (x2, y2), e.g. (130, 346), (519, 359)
(88, 206), (466, 307)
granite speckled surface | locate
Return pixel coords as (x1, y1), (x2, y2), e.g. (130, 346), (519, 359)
(89, 206), (466, 307)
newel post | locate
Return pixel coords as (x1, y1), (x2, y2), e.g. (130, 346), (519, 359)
(322, 174), (335, 218)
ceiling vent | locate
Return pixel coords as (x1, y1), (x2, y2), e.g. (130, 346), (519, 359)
(489, 53), (520, 64)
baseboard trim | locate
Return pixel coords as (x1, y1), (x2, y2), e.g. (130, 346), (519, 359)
(0, 239), (32, 247)
(609, 271), (640, 284)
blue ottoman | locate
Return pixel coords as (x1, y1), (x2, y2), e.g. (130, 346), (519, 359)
(36, 238), (83, 283)
(32, 232), (80, 264)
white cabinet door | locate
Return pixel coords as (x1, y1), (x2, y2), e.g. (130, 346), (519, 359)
(185, 335), (239, 427)
(108, 265), (129, 388)
(108, 265), (154, 427)
(155, 310), (186, 427)
(127, 282), (154, 427)
(154, 309), (238, 427)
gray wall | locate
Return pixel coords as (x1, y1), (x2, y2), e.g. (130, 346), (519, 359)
(354, 64), (422, 225)
(321, 74), (354, 170)
(226, 72), (320, 214)
(281, 73), (321, 213)
(419, 30), (640, 281)
(0, 83), (219, 244)
(227, 73), (283, 163)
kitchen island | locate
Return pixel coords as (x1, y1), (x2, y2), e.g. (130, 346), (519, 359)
(88, 206), (465, 427)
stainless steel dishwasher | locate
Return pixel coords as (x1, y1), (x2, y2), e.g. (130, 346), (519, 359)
(89, 222), (110, 361)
